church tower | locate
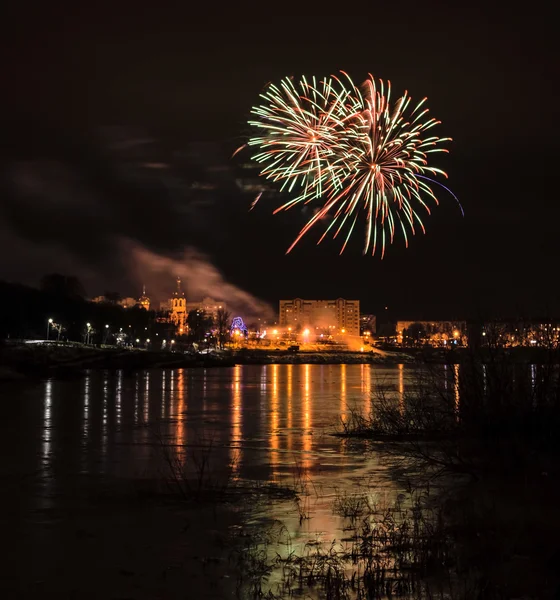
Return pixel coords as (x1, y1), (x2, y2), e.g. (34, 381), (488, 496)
(138, 284), (151, 311)
(170, 277), (187, 334)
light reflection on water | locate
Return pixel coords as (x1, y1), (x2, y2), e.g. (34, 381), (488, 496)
(42, 379), (52, 467)
(18, 364), (551, 532)
(33, 363), (551, 487)
(32, 365), (442, 479)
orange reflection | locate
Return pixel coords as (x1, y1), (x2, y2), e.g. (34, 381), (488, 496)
(340, 363), (347, 423)
(362, 364), (372, 418)
(231, 365), (242, 478)
(453, 364), (460, 416)
(286, 364), (293, 451)
(398, 363), (405, 414)
(302, 364), (312, 470)
(270, 364), (279, 480)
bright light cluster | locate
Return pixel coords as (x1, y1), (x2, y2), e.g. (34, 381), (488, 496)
(246, 72), (462, 257)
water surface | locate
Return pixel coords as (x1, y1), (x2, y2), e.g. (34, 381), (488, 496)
(2, 364), (418, 598)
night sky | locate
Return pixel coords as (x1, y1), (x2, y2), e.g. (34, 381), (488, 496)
(1, 4), (557, 320)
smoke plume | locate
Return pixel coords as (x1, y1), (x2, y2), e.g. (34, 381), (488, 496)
(126, 241), (273, 321)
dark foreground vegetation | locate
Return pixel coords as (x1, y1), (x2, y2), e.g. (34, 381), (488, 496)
(332, 354), (560, 598)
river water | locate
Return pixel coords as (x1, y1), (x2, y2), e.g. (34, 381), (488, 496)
(1, 364), (437, 598)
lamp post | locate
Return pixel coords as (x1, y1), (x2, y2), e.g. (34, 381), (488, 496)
(103, 324), (110, 344)
(86, 323), (92, 345)
(47, 318), (53, 340)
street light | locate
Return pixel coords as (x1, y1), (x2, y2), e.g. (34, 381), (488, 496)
(47, 318), (53, 340)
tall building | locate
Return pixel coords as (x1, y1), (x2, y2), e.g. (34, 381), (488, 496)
(279, 298), (360, 337)
(170, 277), (187, 335)
(185, 297), (227, 321)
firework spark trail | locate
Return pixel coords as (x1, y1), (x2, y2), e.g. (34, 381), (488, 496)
(245, 72), (461, 256)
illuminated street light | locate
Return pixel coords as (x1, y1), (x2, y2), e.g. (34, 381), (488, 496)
(303, 328), (310, 336)
(46, 318), (53, 340)
(341, 328), (346, 334)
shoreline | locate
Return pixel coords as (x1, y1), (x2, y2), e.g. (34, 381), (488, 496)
(1, 343), (559, 380)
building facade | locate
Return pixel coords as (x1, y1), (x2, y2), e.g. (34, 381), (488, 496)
(279, 298), (360, 337)
(169, 277), (187, 335)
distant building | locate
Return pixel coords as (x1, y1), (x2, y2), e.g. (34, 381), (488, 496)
(169, 278), (187, 335)
(478, 319), (560, 348)
(279, 298), (360, 337)
(137, 285), (150, 311)
(396, 320), (467, 346)
(185, 297), (226, 321)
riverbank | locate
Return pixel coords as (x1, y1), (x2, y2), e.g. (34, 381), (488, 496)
(0, 342), (413, 379)
(2, 341), (558, 380)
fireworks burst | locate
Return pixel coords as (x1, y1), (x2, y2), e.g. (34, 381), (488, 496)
(245, 72), (461, 256)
